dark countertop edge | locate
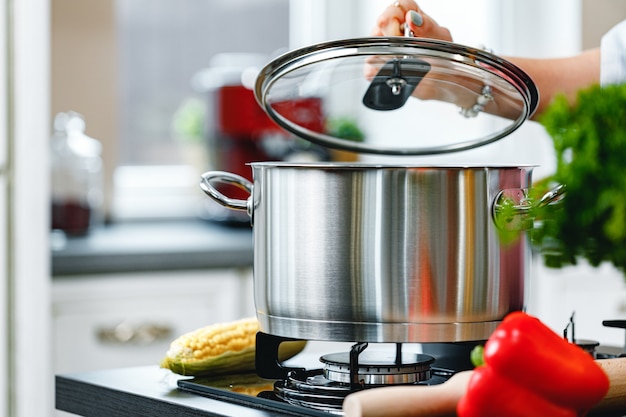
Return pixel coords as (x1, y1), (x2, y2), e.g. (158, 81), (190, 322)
(56, 375), (217, 417)
(51, 219), (254, 276)
(55, 366), (300, 417)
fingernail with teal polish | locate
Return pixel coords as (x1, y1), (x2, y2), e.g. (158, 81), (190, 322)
(409, 10), (423, 27)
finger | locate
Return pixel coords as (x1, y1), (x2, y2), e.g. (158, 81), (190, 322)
(374, 1), (418, 36)
(405, 9), (452, 41)
(374, 10), (403, 36)
(392, 0), (418, 15)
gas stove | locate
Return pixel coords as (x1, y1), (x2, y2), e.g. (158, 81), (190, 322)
(178, 332), (477, 416)
(176, 318), (626, 416)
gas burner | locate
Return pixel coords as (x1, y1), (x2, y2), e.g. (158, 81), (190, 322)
(274, 365), (447, 415)
(248, 333), (457, 414)
(272, 342), (449, 414)
(320, 350), (435, 385)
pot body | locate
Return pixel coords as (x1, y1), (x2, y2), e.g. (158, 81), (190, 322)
(206, 163), (533, 343)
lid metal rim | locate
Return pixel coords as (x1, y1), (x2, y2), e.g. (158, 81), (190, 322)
(255, 37), (537, 108)
(254, 37), (539, 156)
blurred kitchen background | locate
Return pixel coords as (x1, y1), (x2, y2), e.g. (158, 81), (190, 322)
(3, 0), (626, 416)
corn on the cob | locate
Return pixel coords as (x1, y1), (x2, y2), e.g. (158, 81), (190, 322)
(160, 317), (306, 376)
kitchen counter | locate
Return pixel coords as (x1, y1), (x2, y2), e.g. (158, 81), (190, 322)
(55, 364), (626, 417)
(56, 366), (306, 417)
(51, 219), (253, 276)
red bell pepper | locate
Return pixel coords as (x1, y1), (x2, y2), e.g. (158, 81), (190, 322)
(457, 311), (609, 417)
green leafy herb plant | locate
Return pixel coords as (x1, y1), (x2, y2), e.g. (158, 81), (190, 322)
(532, 82), (626, 275)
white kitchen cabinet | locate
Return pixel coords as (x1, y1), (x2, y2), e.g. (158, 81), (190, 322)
(52, 268), (254, 374)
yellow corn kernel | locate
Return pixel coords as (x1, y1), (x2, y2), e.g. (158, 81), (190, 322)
(168, 317), (258, 360)
(160, 317), (306, 376)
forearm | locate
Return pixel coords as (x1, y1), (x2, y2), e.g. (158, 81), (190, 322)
(506, 48), (601, 119)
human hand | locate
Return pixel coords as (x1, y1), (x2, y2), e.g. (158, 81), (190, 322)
(371, 0), (452, 41)
(366, 2), (499, 117)
(365, 1), (456, 103)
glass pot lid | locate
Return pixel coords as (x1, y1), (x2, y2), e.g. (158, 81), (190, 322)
(254, 37), (539, 156)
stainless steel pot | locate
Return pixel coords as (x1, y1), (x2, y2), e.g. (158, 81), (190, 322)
(200, 37), (546, 344)
(201, 162), (547, 343)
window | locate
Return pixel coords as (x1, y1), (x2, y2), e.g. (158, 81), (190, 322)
(112, 0), (290, 219)
(115, 0), (290, 167)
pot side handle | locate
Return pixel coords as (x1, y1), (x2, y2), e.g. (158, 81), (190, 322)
(200, 171), (253, 213)
(493, 184), (566, 232)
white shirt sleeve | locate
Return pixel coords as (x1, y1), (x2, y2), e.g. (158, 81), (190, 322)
(601, 19), (626, 86)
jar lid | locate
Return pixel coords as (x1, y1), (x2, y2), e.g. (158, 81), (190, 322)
(254, 37), (538, 156)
